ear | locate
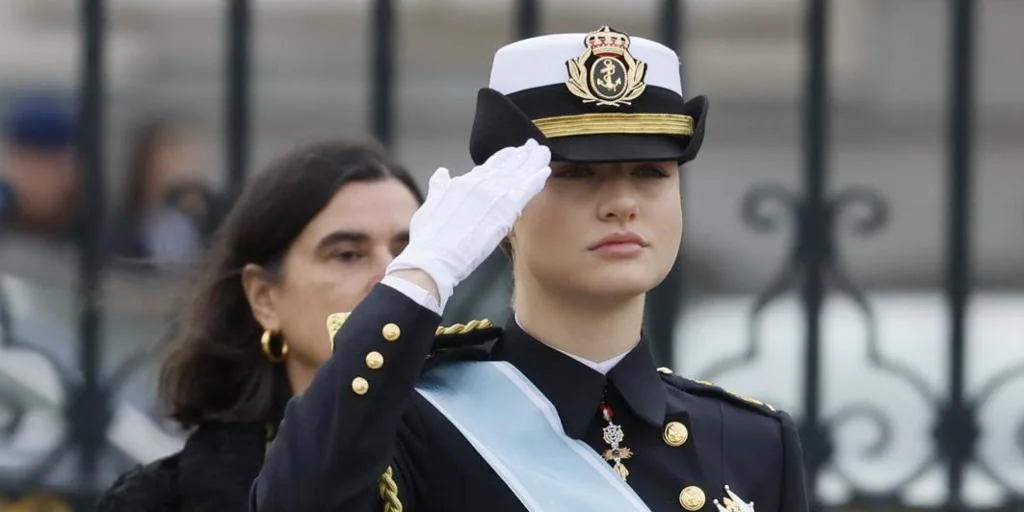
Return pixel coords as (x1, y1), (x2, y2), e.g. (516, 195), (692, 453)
(241, 263), (281, 332)
(505, 231), (518, 252)
(507, 216), (521, 242)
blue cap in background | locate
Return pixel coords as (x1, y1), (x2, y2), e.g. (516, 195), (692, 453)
(1, 92), (77, 149)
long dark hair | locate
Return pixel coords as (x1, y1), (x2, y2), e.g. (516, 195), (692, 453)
(160, 138), (422, 429)
(122, 115), (174, 218)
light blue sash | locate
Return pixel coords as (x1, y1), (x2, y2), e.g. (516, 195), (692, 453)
(415, 361), (652, 512)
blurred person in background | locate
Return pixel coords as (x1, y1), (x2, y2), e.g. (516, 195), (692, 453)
(110, 114), (222, 274)
(96, 139), (423, 511)
(0, 91), (80, 238)
(0, 92), (83, 369)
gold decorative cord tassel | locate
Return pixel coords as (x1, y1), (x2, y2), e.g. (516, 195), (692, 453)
(435, 318), (493, 336)
(378, 465), (403, 512)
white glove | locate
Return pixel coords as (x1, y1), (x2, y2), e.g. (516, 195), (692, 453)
(386, 139), (551, 306)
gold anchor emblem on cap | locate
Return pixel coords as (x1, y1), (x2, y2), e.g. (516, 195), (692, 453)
(714, 485), (755, 512)
(565, 26), (647, 107)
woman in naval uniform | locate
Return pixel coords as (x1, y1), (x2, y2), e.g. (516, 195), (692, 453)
(252, 26), (809, 512)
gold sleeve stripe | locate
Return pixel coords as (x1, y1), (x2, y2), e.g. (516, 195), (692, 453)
(532, 113), (694, 139)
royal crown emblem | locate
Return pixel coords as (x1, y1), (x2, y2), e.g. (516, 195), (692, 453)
(714, 485), (755, 512)
(565, 26), (647, 107)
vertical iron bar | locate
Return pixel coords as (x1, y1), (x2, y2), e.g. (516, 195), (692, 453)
(515, 0), (539, 39)
(226, 0), (251, 201)
(946, 0), (975, 506)
(370, 0), (395, 147)
(645, 0), (685, 367)
(76, 0), (106, 489)
(659, 0), (681, 54)
(800, 0), (829, 498)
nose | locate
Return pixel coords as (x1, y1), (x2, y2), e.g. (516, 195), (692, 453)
(596, 178), (639, 223)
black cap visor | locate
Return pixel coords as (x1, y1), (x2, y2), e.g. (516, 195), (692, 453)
(469, 86), (708, 165)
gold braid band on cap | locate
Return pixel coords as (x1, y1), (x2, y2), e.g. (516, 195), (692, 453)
(378, 465), (403, 512)
(532, 112), (694, 139)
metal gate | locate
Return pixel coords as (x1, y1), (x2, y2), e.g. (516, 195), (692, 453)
(0, 0), (1020, 510)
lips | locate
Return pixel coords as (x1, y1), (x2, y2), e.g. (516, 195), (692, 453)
(589, 232), (648, 250)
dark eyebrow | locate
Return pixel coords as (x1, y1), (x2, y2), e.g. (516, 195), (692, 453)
(316, 230), (370, 252)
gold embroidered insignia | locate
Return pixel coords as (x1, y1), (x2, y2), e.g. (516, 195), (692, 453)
(565, 26), (647, 107)
(326, 312), (351, 353)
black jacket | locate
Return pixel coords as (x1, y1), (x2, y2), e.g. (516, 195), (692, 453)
(251, 284), (810, 511)
(97, 421), (267, 512)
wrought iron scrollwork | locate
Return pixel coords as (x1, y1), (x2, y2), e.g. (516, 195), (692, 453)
(970, 358), (1024, 494)
(696, 172), (1024, 507)
(0, 284), (164, 494)
(0, 286), (69, 489)
(697, 181), (949, 498)
(0, 390), (26, 441)
(696, 185), (801, 382)
(0, 314), (69, 490)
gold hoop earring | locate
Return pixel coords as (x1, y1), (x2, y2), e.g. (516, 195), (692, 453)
(261, 329), (288, 363)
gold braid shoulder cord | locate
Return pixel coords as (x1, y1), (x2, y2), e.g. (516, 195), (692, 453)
(435, 318), (493, 336)
(373, 319), (492, 511)
(266, 425), (403, 510)
(378, 465), (403, 512)
(318, 318), (492, 512)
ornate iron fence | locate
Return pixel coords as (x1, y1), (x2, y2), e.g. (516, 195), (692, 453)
(0, 0), (1020, 510)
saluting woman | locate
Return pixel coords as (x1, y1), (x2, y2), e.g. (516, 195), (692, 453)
(253, 27), (808, 512)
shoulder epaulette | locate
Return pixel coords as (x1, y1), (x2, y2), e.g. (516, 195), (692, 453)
(656, 367), (780, 417)
(326, 312), (351, 352)
(325, 313), (501, 354)
(433, 318), (501, 351)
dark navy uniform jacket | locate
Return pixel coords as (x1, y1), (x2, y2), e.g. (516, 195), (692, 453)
(251, 284), (809, 511)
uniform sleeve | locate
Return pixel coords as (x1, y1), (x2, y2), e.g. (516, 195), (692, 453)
(251, 283), (441, 511)
(778, 411), (811, 511)
(380, 274), (444, 314)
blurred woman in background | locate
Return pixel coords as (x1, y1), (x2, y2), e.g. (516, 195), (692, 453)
(110, 114), (220, 274)
(97, 138), (423, 511)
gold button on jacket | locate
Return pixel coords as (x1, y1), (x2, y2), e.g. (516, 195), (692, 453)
(351, 377), (369, 395)
(382, 323), (401, 342)
(662, 421), (689, 447)
(365, 351), (385, 370)
(679, 486), (705, 511)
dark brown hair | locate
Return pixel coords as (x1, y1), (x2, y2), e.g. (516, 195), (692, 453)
(159, 138), (422, 429)
(121, 114), (183, 219)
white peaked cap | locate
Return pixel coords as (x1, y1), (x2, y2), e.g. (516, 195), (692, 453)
(467, 26), (707, 165)
(487, 33), (684, 97)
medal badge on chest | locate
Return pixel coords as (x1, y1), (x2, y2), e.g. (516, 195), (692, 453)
(598, 401), (633, 481)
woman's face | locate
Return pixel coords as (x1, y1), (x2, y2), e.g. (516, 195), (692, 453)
(246, 178), (420, 370)
(510, 160), (683, 302)
(150, 125), (202, 188)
